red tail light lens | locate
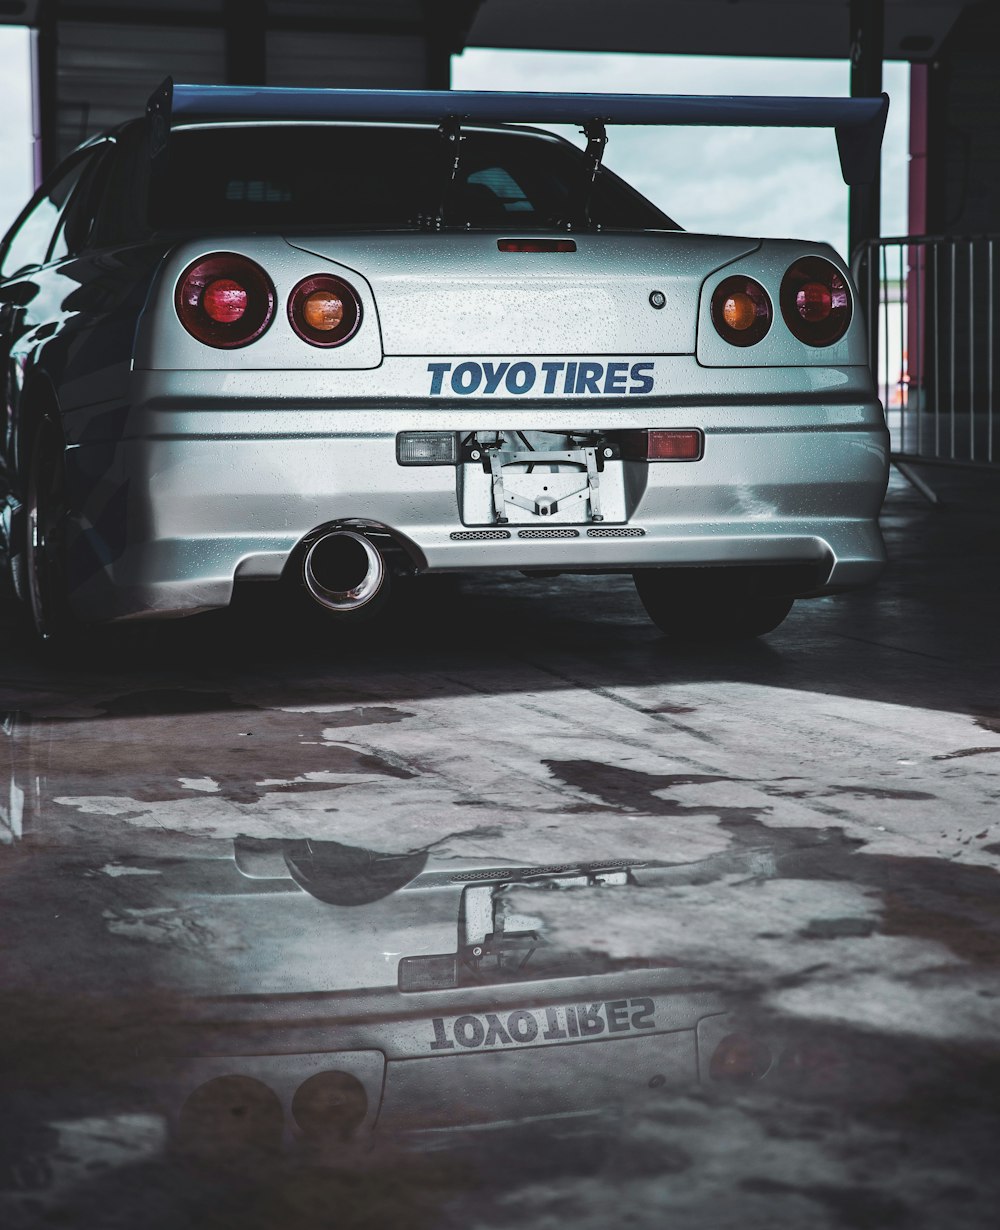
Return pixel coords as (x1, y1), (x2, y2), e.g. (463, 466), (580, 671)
(202, 278), (248, 323)
(288, 274), (362, 347)
(780, 257), (852, 346)
(621, 428), (704, 461)
(175, 253), (275, 348)
(711, 276), (772, 347)
(497, 238), (577, 253)
(177, 1076), (283, 1166)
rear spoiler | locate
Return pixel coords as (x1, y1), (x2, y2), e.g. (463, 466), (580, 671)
(146, 78), (889, 186)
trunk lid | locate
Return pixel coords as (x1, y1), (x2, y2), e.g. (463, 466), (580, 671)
(285, 232), (759, 356)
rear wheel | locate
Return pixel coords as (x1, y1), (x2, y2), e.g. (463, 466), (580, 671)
(23, 418), (76, 646)
(633, 569), (794, 641)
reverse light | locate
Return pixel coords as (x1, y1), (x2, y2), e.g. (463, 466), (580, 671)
(621, 429), (703, 461)
(288, 274), (362, 347)
(780, 256), (852, 346)
(711, 276), (772, 347)
(175, 253), (275, 348)
(397, 432), (458, 465)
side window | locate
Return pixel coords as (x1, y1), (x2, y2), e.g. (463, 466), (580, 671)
(0, 156), (90, 280)
(90, 123), (151, 247)
(48, 145), (110, 263)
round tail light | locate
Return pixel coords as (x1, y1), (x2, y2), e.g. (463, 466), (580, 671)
(709, 1033), (772, 1083)
(780, 257), (852, 346)
(292, 1071), (368, 1139)
(288, 275), (362, 347)
(175, 253), (275, 348)
(177, 1075), (283, 1166)
(711, 276), (772, 347)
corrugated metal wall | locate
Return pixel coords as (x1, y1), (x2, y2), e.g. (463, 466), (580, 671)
(55, 20), (226, 157)
(928, 4), (1000, 236)
(266, 30), (429, 90)
(48, 0), (436, 161)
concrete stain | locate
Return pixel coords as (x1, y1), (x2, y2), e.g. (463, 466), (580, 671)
(543, 759), (748, 820)
(514, 794), (1000, 968)
(764, 783), (937, 802)
(713, 815), (1000, 966)
(98, 689), (258, 718)
(933, 746), (1000, 760)
(739, 1178), (909, 1229)
(315, 706), (415, 728)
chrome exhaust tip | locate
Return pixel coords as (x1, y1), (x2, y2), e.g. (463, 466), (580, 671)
(302, 530), (386, 612)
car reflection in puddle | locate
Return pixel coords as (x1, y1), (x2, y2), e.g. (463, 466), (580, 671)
(0, 710), (995, 1230)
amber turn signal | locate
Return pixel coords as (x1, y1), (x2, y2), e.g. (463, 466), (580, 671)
(722, 290), (758, 331)
(711, 275), (772, 347)
(303, 290), (345, 332)
(288, 274), (362, 347)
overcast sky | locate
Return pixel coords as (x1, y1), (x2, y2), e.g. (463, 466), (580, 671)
(0, 26), (33, 237)
(454, 48), (910, 260)
(0, 28), (908, 260)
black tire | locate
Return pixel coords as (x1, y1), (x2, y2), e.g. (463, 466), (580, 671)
(633, 569), (794, 641)
(22, 417), (78, 647)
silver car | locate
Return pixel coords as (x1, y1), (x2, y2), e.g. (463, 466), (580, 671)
(0, 81), (890, 644)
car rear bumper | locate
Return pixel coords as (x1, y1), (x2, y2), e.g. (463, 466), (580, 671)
(66, 391), (889, 622)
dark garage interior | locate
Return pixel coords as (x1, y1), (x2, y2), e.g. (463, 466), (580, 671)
(1, 3), (1000, 1228)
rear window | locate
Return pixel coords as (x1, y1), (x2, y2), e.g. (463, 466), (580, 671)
(152, 124), (675, 232)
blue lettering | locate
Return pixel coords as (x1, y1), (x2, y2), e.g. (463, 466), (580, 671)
(506, 1010), (539, 1043)
(481, 361), (510, 394)
(433, 358), (655, 396)
(541, 361), (564, 394)
(630, 997), (655, 1029)
(629, 362), (655, 395)
(605, 1000), (631, 1033)
(506, 361), (536, 395)
(542, 1007), (567, 1040)
(604, 361), (629, 394)
(429, 1017), (455, 1050)
(427, 362), (451, 396)
(484, 1013), (513, 1046)
(577, 1004), (606, 1036)
(575, 362), (604, 394)
(454, 1015), (485, 1047)
(452, 362), (482, 395)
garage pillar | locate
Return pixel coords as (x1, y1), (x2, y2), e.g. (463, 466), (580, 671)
(848, 0), (884, 259)
(34, 0), (58, 182)
(423, 1), (482, 89)
(225, 0), (266, 86)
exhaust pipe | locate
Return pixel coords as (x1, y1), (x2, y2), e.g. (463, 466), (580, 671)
(302, 530), (387, 612)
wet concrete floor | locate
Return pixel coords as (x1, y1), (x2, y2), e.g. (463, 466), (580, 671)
(1, 469), (999, 1229)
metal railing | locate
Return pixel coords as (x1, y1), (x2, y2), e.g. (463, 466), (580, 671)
(853, 234), (999, 470)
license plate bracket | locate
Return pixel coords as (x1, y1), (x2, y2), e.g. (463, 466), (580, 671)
(461, 442), (626, 526)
